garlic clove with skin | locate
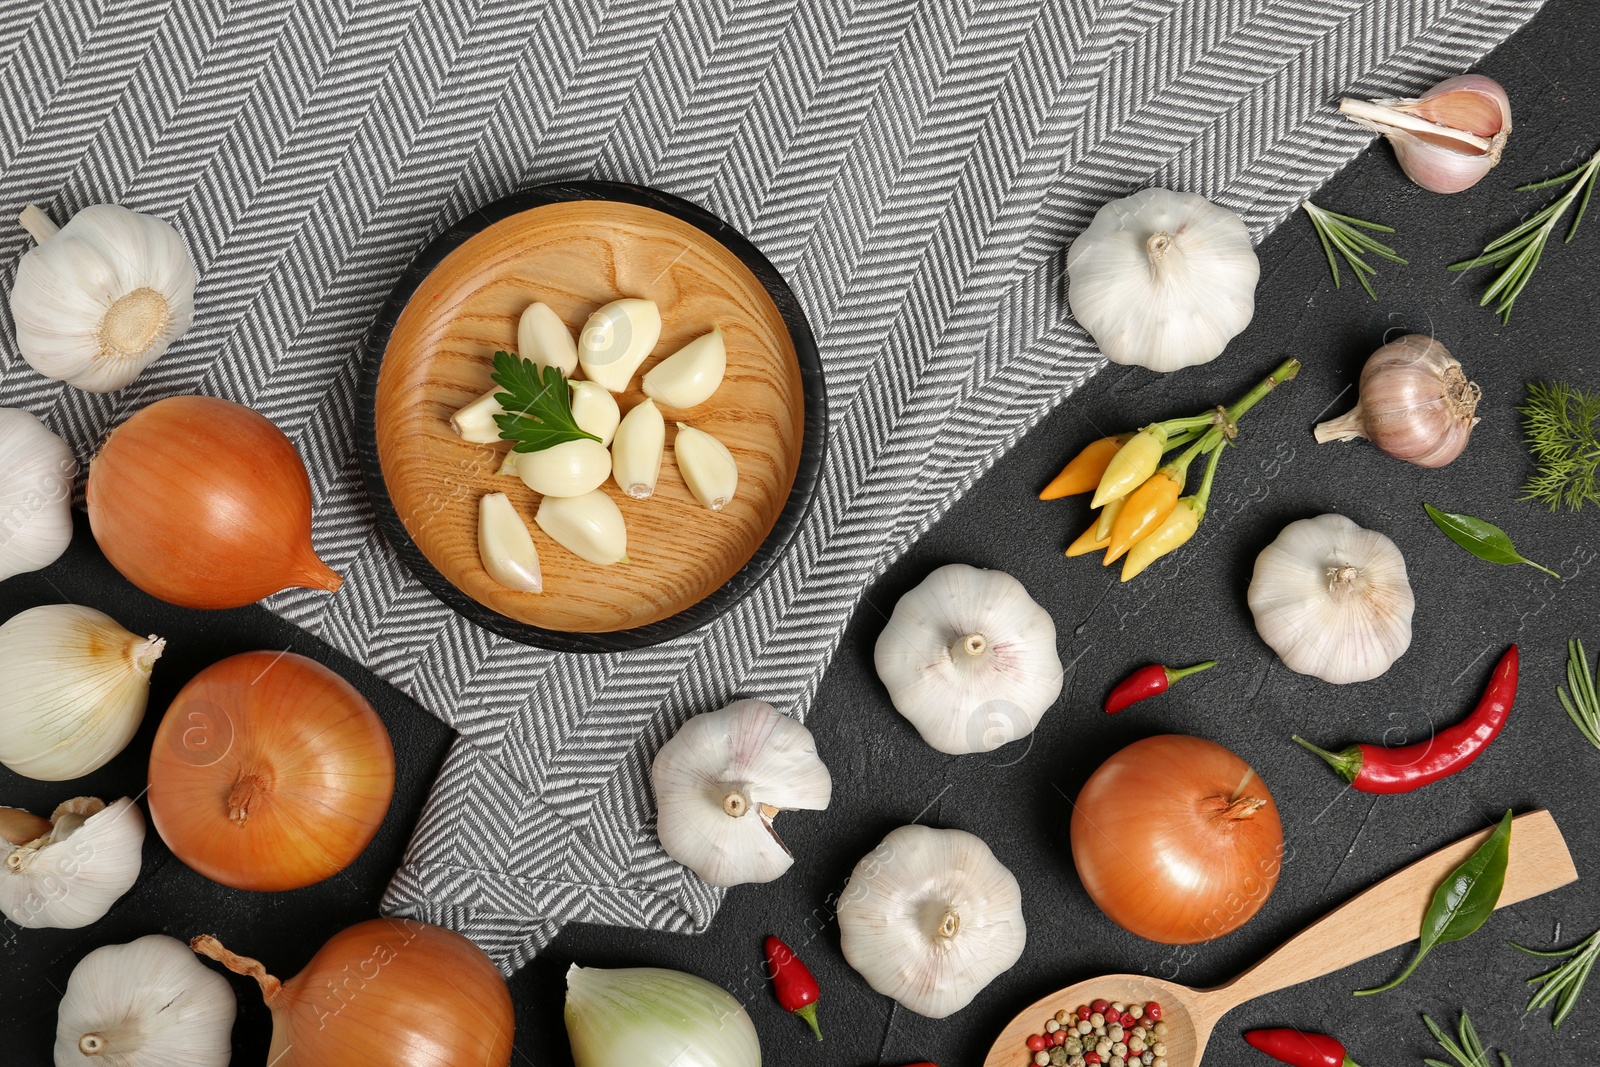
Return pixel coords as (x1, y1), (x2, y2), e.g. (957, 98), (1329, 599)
(1339, 74), (1511, 194)
(515, 438), (612, 497)
(651, 699), (832, 888)
(519, 300), (579, 375)
(0, 408), (76, 582)
(536, 490), (628, 565)
(0, 797), (144, 929)
(642, 328), (727, 408)
(1315, 334), (1481, 468)
(673, 422), (739, 511)
(611, 398), (666, 499)
(478, 492), (542, 593)
(579, 298), (661, 393)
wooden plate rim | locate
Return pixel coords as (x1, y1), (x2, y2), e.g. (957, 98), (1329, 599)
(355, 181), (827, 653)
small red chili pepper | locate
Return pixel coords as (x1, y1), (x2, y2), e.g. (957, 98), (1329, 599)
(1104, 660), (1217, 714)
(1245, 1028), (1361, 1067)
(764, 935), (823, 1041)
(1293, 645), (1518, 794)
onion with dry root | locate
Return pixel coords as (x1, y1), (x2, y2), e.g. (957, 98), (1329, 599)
(1315, 334), (1481, 468)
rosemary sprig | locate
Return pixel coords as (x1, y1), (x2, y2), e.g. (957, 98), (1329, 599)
(1301, 199), (1407, 300)
(1449, 145), (1600, 324)
(1511, 924), (1600, 1029)
(1556, 639), (1600, 752)
(1519, 381), (1600, 512)
(1423, 1010), (1511, 1067)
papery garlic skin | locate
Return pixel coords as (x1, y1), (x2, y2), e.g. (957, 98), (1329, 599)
(11, 204), (196, 393)
(536, 490), (628, 565)
(611, 398), (665, 499)
(839, 825), (1025, 1019)
(519, 301), (579, 375)
(1340, 75), (1511, 194)
(579, 298), (661, 393)
(516, 438), (612, 497)
(642, 328), (726, 408)
(0, 408), (76, 582)
(1067, 188), (1259, 372)
(0, 605), (164, 781)
(1248, 514), (1414, 684)
(1315, 334), (1481, 468)
(566, 965), (760, 1067)
(478, 492), (542, 593)
(570, 380), (621, 446)
(874, 563), (1063, 754)
(0, 797), (144, 929)
(652, 699), (832, 888)
(673, 423), (739, 511)
(56, 933), (235, 1066)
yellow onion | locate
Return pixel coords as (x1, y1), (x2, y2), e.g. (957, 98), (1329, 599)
(566, 965), (759, 1067)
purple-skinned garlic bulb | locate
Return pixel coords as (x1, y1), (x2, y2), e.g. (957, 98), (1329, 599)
(1315, 334), (1481, 468)
(1339, 74), (1511, 193)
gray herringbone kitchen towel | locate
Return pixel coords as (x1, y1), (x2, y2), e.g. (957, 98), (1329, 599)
(0, 0), (1542, 971)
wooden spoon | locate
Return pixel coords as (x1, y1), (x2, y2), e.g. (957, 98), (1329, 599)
(984, 809), (1576, 1067)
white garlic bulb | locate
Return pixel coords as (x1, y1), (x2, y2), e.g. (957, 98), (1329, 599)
(651, 699), (832, 887)
(478, 492), (542, 593)
(11, 204), (196, 393)
(55, 933), (235, 1066)
(0, 408), (76, 582)
(642, 328), (726, 408)
(515, 438), (613, 497)
(0, 797), (144, 929)
(874, 564), (1062, 755)
(673, 423), (738, 511)
(1314, 334), (1480, 468)
(839, 824), (1025, 1019)
(1339, 75), (1511, 194)
(519, 301), (578, 375)
(1248, 514), (1414, 684)
(1067, 188), (1259, 372)
(536, 490), (628, 565)
(611, 398), (665, 499)
(449, 387), (505, 445)
(570, 379), (621, 446)
(579, 298), (661, 393)
(0, 605), (164, 781)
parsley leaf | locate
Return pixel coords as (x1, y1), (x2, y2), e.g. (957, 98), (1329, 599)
(490, 350), (600, 453)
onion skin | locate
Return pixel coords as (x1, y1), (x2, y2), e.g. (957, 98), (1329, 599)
(1070, 734), (1283, 945)
(87, 395), (341, 608)
(193, 919), (513, 1067)
(148, 651), (393, 891)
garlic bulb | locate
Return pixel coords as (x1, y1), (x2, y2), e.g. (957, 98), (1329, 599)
(519, 301), (578, 375)
(642, 328), (726, 408)
(673, 423), (738, 511)
(11, 204), (196, 392)
(478, 492), (542, 592)
(651, 699), (832, 887)
(839, 824), (1025, 1019)
(1315, 334), (1481, 468)
(1248, 514), (1414, 684)
(536, 490), (628, 565)
(449, 387), (505, 445)
(612, 398), (665, 499)
(570, 380), (621, 446)
(579, 298), (661, 392)
(0, 408), (76, 581)
(0, 605), (164, 780)
(1, 797), (144, 929)
(1067, 188), (1259, 372)
(516, 438), (613, 497)
(56, 933), (235, 1066)
(1340, 74), (1510, 194)
(874, 564), (1062, 755)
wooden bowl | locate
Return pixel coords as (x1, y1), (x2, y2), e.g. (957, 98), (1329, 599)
(357, 183), (825, 652)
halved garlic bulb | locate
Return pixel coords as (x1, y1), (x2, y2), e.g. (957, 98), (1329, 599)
(839, 824), (1026, 1019)
(515, 438), (612, 497)
(570, 380), (620, 446)
(0, 797), (144, 929)
(478, 492), (541, 593)
(612, 399), (665, 499)
(536, 490), (628, 565)
(1339, 74), (1511, 194)
(450, 387), (504, 444)
(651, 699), (832, 887)
(643, 328), (726, 408)
(579, 298), (661, 393)
(1248, 513), (1414, 684)
(673, 423), (738, 511)
(519, 301), (578, 375)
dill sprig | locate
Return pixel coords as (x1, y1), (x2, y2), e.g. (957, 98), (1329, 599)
(1555, 638), (1600, 752)
(1519, 381), (1600, 512)
(1423, 1010), (1511, 1067)
(1511, 924), (1600, 1030)
(1450, 145), (1600, 324)
(1301, 199), (1406, 300)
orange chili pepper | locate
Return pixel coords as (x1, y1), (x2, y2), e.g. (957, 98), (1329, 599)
(1064, 497), (1124, 556)
(1104, 470), (1181, 564)
(1039, 434), (1129, 500)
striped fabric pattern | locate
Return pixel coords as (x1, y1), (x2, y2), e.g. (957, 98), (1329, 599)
(0, 0), (1542, 971)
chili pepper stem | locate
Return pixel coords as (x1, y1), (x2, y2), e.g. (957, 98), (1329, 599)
(1166, 660), (1217, 684)
(1291, 735), (1364, 785)
(1226, 357), (1302, 424)
(793, 1001), (823, 1041)
(1192, 437), (1227, 515)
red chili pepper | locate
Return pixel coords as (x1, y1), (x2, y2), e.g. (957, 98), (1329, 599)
(764, 935), (823, 1041)
(1292, 645), (1518, 794)
(1104, 660), (1217, 714)
(1245, 1028), (1361, 1067)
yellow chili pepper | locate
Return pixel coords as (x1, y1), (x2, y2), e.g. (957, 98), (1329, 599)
(1091, 428), (1165, 508)
(1120, 498), (1201, 581)
(1064, 497), (1124, 556)
(1104, 469), (1182, 564)
(1040, 434), (1130, 500)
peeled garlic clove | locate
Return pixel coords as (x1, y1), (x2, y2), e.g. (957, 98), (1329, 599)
(0, 408), (76, 582)
(673, 422), (738, 511)
(1314, 334), (1481, 468)
(651, 699), (832, 888)
(497, 450), (521, 477)
(536, 490), (628, 565)
(570, 380), (621, 446)
(518, 301), (578, 375)
(1339, 74), (1510, 194)
(449, 387), (505, 444)
(611, 398), (665, 499)
(1, 797), (144, 929)
(478, 492), (542, 593)
(579, 298), (661, 393)
(515, 438), (612, 497)
(642, 328), (726, 408)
